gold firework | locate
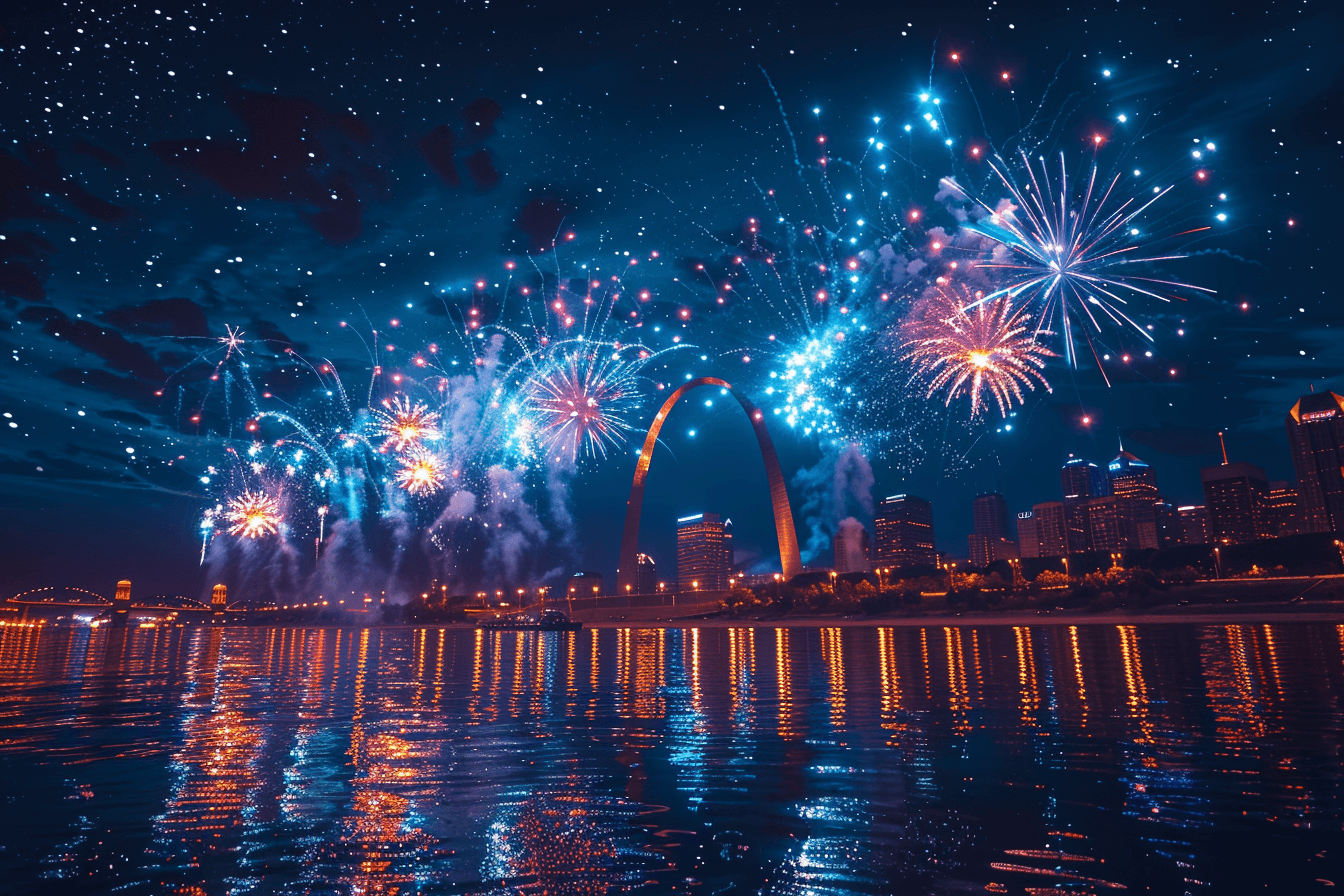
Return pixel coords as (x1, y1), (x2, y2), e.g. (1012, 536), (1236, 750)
(903, 283), (1054, 417)
(373, 395), (441, 452)
(225, 490), (282, 539)
(395, 447), (447, 495)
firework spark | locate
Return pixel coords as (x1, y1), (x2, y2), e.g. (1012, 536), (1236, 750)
(395, 447), (448, 495)
(903, 284), (1054, 417)
(373, 395), (441, 452)
(225, 490), (283, 539)
(946, 149), (1214, 366)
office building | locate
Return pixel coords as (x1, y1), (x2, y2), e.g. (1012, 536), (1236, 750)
(1177, 505), (1212, 545)
(1108, 449), (1160, 550)
(971, 492), (1012, 540)
(832, 519), (872, 574)
(1155, 500), (1182, 549)
(634, 553), (658, 594)
(1016, 511), (1040, 558)
(569, 570), (604, 598)
(1268, 482), (1304, 537)
(1286, 391), (1344, 533)
(874, 494), (937, 569)
(1085, 496), (1127, 552)
(677, 513), (729, 590)
(1061, 457), (1109, 553)
(1201, 461), (1273, 544)
(1031, 501), (1069, 557)
(969, 533), (1020, 567)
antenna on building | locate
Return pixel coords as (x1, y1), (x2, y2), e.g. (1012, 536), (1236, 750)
(1218, 431), (1229, 465)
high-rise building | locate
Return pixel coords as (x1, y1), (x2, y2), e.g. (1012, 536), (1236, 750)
(874, 495), (937, 569)
(1201, 461), (1273, 544)
(677, 513), (729, 590)
(634, 553), (658, 594)
(832, 519), (872, 574)
(1177, 505), (1212, 545)
(1016, 511), (1040, 558)
(1268, 481), (1304, 537)
(969, 533), (1020, 567)
(1286, 391), (1344, 533)
(971, 492), (1011, 539)
(568, 571), (605, 598)
(1154, 500), (1181, 549)
(1031, 501), (1068, 557)
(1108, 449), (1160, 550)
(969, 492), (1015, 567)
(211, 584), (228, 608)
(1085, 496), (1127, 551)
(1061, 457), (1109, 553)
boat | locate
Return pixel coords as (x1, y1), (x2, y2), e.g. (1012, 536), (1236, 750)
(477, 608), (582, 631)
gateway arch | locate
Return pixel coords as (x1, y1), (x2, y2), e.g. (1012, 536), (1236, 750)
(615, 377), (801, 593)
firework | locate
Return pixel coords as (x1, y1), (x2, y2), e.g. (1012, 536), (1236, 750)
(903, 283), (1054, 417)
(395, 447), (448, 495)
(945, 149), (1214, 366)
(225, 490), (283, 539)
(521, 346), (643, 462)
(372, 395), (441, 452)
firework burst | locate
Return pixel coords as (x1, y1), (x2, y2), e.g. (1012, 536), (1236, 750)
(373, 395), (441, 452)
(395, 447), (448, 495)
(521, 347), (643, 462)
(903, 283), (1054, 417)
(225, 490), (283, 539)
(945, 149), (1214, 366)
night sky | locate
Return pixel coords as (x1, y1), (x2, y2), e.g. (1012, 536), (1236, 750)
(1, 0), (1340, 600)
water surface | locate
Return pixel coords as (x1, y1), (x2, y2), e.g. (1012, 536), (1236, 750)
(1, 622), (1342, 894)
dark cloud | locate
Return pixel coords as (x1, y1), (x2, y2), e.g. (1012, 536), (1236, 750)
(513, 196), (577, 252)
(19, 306), (165, 381)
(51, 367), (161, 406)
(150, 90), (371, 244)
(103, 297), (210, 338)
(70, 140), (125, 169)
(1125, 427), (1223, 457)
(419, 125), (462, 188)
(96, 409), (153, 426)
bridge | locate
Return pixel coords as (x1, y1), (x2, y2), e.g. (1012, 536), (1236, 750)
(6, 581), (242, 624)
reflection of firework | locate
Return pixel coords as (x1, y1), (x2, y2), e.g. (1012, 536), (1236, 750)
(522, 348), (642, 462)
(395, 448), (447, 495)
(372, 395), (441, 452)
(225, 490), (282, 539)
(903, 284), (1053, 417)
(946, 150), (1214, 366)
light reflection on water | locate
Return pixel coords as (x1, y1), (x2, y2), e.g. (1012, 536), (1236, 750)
(0, 623), (1342, 894)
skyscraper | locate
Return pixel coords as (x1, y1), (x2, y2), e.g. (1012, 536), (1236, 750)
(832, 519), (872, 574)
(1177, 505), (1212, 545)
(1016, 511), (1040, 558)
(969, 492), (1015, 567)
(1061, 457), (1109, 553)
(1268, 481), (1304, 537)
(1154, 500), (1181, 549)
(1201, 461), (1273, 544)
(971, 492), (1011, 539)
(677, 513), (729, 590)
(634, 553), (658, 594)
(874, 495), (937, 569)
(1031, 501), (1068, 557)
(1286, 391), (1344, 533)
(1107, 449), (1160, 550)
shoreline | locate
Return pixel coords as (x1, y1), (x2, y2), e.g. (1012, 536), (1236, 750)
(577, 602), (1344, 628)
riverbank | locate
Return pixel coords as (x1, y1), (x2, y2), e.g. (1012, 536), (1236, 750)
(573, 600), (1344, 628)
